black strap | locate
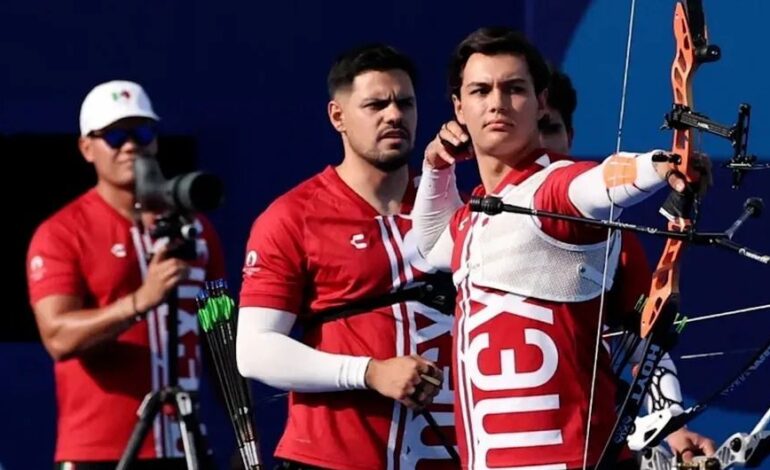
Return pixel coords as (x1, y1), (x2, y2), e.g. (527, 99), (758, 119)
(302, 273), (456, 329)
(298, 273), (460, 466)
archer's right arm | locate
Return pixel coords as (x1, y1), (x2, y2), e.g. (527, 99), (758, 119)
(412, 121), (468, 269)
(235, 199), (438, 408)
(27, 222), (187, 361)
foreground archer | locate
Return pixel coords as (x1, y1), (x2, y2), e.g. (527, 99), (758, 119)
(411, 2), (768, 469)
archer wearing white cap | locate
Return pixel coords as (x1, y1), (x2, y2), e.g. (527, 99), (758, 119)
(26, 80), (226, 469)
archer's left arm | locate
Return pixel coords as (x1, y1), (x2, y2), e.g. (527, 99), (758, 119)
(567, 150), (672, 221)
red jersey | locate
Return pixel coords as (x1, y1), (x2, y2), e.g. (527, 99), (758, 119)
(240, 166), (456, 470)
(26, 188), (226, 462)
(449, 151), (649, 469)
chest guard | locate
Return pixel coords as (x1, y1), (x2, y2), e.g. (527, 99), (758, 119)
(466, 160), (621, 302)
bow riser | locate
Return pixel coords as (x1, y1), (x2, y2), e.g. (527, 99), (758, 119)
(641, 1), (704, 339)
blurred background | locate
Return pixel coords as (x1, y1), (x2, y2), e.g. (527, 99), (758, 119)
(2, 0), (768, 468)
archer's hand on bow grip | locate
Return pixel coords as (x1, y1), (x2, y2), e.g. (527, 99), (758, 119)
(652, 151), (713, 198)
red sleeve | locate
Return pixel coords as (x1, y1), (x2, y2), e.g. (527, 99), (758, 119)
(448, 204), (468, 242)
(197, 215), (227, 281)
(534, 161), (608, 244)
(239, 197), (307, 314)
(26, 219), (85, 305)
(608, 232), (652, 322)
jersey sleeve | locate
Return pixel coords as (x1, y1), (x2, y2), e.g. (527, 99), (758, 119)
(239, 197), (307, 314)
(27, 219), (85, 305)
(534, 161), (608, 244)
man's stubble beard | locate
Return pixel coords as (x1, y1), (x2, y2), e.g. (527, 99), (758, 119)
(360, 145), (412, 173)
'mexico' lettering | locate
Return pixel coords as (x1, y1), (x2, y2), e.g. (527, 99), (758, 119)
(462, 291), (563, 465)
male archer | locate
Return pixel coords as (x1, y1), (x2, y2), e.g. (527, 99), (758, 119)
(412, 27), (712, 469)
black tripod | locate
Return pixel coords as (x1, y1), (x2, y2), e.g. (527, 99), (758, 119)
(117, 284), (210, 469)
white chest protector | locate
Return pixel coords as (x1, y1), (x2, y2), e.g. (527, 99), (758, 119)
(464, 159), (621, 302)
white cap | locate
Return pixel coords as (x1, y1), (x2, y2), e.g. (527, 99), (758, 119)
(79, 80), (160, 136)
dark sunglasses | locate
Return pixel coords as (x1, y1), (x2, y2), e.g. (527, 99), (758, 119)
(90, 124), (157, 149)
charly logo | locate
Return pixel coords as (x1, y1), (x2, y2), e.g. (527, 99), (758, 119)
(458, 216), (470, 231)
(111, 243), (127, 258)
(350, 234), (367, 249)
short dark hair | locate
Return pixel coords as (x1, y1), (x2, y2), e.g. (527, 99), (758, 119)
(546, 68), (577, 134)
(327, 44), (418, 98)
(448, 27), (550, 98)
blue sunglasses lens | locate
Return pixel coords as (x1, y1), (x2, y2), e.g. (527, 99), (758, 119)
(99, 125), (157, 148)
(100, 129), (129, 148)
(132, 125), (157, 146)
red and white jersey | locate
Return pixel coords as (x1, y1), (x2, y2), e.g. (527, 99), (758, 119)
(240, 166), (456, 470)
(449, 150), (648, 469)
(26, 188), (226, 462)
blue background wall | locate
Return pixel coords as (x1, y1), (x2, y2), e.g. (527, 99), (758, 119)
(2, 1), (768, 468)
